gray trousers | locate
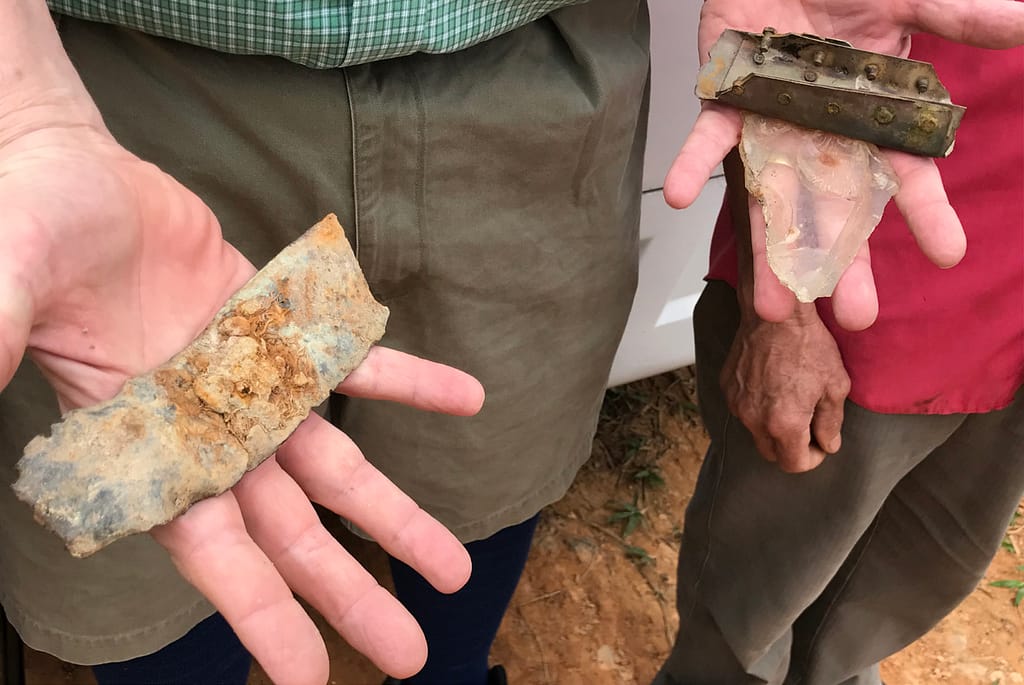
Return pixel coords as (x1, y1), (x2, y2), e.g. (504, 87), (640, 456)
(654, 280), (1024, 685)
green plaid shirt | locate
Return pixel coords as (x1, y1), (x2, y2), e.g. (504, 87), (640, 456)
(48, 0), (585, 68)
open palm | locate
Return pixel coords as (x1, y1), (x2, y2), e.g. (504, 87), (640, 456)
(666, 0), (1024, 329)
(0, 123), (483, 684)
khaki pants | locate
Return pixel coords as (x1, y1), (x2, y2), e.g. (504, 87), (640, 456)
(0, 2), (650, 663)
(654, 280), (1024, 685)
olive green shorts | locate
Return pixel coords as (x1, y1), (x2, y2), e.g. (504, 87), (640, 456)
(0, 0), (649, 663)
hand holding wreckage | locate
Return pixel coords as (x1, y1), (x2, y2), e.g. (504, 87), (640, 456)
(0, 125), (483, 685)
(664, 0), (1024, 330)
(0, 6), (483, 681)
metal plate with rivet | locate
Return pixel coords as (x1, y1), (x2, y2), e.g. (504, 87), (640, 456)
(696, 28), (965, 157)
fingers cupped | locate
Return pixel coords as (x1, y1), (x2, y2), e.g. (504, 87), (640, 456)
(754, 413), (825, 473)
(231, 457), (431, 679)
(773, 432), (827, 473)
(151, 493), (329, 685)
(276, 413), (472, 595)
(664, 104), (742, 209)
(337, 347), (485, 417)
(886, 151), (966, 268)
(811, 385), (848, 455)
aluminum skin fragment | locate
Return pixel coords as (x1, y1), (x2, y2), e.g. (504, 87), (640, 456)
(697, 27), (965, 157)
(14, 215), (388, 557)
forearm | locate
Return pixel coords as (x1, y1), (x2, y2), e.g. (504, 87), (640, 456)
(0, 0), (103, 142)
(720, 150), (849, 468)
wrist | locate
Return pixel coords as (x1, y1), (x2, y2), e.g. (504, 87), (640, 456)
(737, 280), (822, 329)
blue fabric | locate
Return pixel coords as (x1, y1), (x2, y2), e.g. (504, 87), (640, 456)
(92, 612), (251, 685)
(389, 514), (539, 685)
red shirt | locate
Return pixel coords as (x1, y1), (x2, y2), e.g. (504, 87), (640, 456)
(707, 34), (1024, 414)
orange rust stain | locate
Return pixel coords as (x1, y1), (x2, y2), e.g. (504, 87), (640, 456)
(309, 214), (345, 247)
(697, 56), (727, 98)
(153, 367), (231, 458)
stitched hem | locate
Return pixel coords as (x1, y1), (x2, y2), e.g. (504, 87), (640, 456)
(3, 592), (214, 665)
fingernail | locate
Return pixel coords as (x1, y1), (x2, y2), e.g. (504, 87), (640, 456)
(828, 436), (842, 453)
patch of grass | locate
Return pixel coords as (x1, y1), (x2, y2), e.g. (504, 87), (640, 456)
(593, 367), (701, 472)
(623, 545), (654, 566)
(609, 500), (645, 538)
(989, 565), (1024, 606)
(633, 463), (665, 500)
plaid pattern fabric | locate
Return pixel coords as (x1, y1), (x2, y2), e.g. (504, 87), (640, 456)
(47, 0), (585, 68)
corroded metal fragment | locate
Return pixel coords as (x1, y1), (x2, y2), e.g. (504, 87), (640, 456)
(698, 27), (965, 157)
(14, 215), (388, 557)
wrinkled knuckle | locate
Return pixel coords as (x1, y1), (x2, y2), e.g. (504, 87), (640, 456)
(735, 408), (764, 435)
(764, 414), (799, 439)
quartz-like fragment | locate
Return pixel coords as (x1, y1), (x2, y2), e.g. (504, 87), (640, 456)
(14, 215), (388, 557)
(740, 113), (900, 302)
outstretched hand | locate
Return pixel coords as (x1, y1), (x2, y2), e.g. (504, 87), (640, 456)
(0, 101), (483, 684)
(665, 0), (1024, 330)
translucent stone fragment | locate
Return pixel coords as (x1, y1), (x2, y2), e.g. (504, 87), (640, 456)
(739, 113), (900, 302)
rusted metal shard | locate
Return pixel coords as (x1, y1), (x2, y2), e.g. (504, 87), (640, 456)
(14, 215), (388, 557)
(697, 27), (965, 157)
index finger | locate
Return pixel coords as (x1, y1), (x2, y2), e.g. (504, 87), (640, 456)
(337, 346), (485, 416)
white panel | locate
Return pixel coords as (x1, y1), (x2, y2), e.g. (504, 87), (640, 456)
(641, 0), (703, 191)
(608, 176), (725, 387)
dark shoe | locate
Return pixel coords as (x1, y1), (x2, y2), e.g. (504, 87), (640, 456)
(382, 665), (508, 685)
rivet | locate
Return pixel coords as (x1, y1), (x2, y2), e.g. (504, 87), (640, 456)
(803, 70), (818, 82)
(874, 106), (895, 125)
(758, 27), (774, 59)
(753, 52), (765, 65)
(777, 92), (792, 105)
(916, 77), (930, 93)
(826, 102), (841, 115)
(812, 50), (826, 67)
(733, 84), (745, 96)
(865, 64), (880, 81)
